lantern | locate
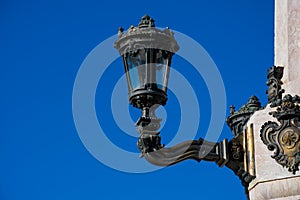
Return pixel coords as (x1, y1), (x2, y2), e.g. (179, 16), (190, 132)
(114, 15), (179, 110)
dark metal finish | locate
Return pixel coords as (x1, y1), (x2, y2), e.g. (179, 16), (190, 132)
(266, 66), (285, 105)
(227, 96), (262, 136)
(137, 133), (164, 155)
(225, 135), (256, 187)
(135, 105), (254, 187)
(136, 106), (164, 155)
(114, 15), (179, 109)
(138, 15), (155, 28)
(115, 16), (259, 194)
(260, 94), (300, 174)
(135, 106), (229, 166)
(142, 138), (229, 167)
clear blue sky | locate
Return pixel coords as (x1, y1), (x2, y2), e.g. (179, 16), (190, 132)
(1, 0), (274, 199)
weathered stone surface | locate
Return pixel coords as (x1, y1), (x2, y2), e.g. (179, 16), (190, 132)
(248, 1), (300, 199)
(275, 0), (300, 93)
(247, 106), (300, 189)
(249, 175), (300, 200)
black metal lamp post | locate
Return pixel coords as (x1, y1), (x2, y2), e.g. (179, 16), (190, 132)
(114, 15), (262, 194)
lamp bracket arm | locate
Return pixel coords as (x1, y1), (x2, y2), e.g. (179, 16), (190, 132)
(139, 137), (229, 167)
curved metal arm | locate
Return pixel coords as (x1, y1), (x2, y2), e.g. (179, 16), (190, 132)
(135, 108), (229, 167)
(138, 136), (229, 167)
(137, 132), (255, 188)
(135, 108), (255, 188)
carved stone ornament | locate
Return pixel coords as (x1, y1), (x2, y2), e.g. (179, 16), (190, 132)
(227, 96), (262, 136)
(260, 94), (300, 174)
(266, 66), (285, 105)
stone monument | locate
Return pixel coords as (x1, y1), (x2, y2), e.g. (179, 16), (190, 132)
(247, 0), (300, 199)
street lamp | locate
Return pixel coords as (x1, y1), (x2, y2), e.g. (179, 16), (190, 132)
(114, 15), (261, 194)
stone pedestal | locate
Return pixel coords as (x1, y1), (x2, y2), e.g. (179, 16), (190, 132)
(247, 106), (300, 200)
(248, 0), (300, 199)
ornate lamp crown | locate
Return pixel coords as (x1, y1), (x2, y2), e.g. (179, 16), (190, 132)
(138, 15), (155, 28)
(114, 15), (179, 56)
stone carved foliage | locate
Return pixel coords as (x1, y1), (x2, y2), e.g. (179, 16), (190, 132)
(260, 94), (300, 174)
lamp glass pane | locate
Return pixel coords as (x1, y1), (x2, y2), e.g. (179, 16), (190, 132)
(155, 51), (169, 91)
(126, 49), (147, 90)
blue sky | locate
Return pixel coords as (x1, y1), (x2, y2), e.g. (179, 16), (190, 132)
(1, 0), (274, 199)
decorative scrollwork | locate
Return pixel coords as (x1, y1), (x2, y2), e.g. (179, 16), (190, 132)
(137, 133), (164, 155)
(229, 137), (244, 161)
(260, 94), (300, 174)
(114, 15), (179, 56)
